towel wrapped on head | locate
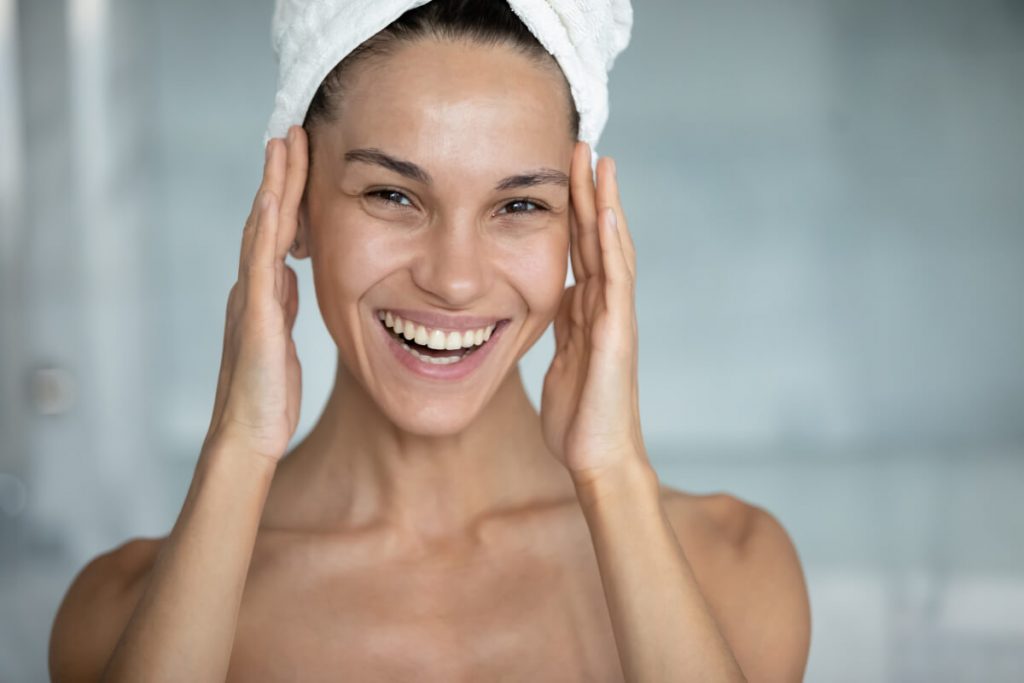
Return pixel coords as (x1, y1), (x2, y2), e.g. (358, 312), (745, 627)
(264, 0), (633, 167)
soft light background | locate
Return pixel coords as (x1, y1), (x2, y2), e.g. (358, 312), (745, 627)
(2, 0), (1022, 680)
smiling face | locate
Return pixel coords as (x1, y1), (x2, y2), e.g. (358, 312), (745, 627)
(298, 38), (576, 436)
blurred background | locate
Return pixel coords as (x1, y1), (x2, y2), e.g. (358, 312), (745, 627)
(2, 0), (1022, 680)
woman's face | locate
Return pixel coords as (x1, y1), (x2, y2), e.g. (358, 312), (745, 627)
(300, 39), (575, 435)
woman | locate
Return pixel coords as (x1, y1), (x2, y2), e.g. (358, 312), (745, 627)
(50, 2), (810, 680)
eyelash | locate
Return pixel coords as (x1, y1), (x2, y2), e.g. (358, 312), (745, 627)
(366, 189), (549, 216)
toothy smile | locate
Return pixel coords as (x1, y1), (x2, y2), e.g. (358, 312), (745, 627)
(376, 309), (504, 366)
(377, 310), (495, 349)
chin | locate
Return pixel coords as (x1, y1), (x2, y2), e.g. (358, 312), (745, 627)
(382, 395), (485, 437)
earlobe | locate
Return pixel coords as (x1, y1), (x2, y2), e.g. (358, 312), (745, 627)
(290, 201), (311, 259)
(291, 238), (309, 260)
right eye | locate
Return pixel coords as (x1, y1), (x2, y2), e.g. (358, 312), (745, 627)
(366, 189), (414, 208)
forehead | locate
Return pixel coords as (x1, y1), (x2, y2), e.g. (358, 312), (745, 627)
(331, 39), (572, 173)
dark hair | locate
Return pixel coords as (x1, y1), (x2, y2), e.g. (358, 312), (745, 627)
(302, 0), (580, 148)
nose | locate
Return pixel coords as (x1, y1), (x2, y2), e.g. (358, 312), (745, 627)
(410, 217), (491, 307)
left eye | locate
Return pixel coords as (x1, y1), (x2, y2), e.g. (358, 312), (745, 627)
(498, 199), (546, 215)
(367, 189), (413, 207)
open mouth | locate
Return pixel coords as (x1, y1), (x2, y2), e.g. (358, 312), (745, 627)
(377, 312), (507, 366)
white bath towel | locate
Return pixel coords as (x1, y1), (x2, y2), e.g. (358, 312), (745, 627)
(263, 0), (633, 166)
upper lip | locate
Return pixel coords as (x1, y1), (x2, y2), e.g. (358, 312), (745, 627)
(377, 308), (506, 331)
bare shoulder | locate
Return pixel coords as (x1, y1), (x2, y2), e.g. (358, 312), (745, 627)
(659, 485), (811, 682)
(49, 536), (165, 682)
(659, 485), (753, 545)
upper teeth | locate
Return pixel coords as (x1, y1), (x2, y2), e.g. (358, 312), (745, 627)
(378, 310), (495, 350)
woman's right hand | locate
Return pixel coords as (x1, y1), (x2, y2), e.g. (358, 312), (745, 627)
(204, 125), (309, 462)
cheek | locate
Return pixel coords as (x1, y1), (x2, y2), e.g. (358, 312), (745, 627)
(497, 229), (568, 316)
(310, 211), (406, 310)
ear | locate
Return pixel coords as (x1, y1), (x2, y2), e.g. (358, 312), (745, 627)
(290, 195), (311, 260)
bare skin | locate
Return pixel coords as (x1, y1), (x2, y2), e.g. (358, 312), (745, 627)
(57, 487), (788, 682)
(49, 39), (810, 682)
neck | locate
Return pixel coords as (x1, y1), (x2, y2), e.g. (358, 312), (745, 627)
(262, 353), (575, 544)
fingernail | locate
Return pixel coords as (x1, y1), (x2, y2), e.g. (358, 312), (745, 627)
(265, 139), (273, 161)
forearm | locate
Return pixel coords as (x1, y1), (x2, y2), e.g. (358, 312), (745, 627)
(574, 459), (746, 683)
(101, 437), (276, 683)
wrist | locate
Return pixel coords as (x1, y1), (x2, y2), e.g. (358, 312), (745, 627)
(572, 456), (660, 513)
(199, 430), (280, 480)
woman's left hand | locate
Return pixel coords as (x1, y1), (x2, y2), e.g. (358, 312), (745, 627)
(540, 141), (648, 485)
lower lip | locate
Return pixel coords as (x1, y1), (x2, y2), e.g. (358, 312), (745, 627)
(374, 315), (508, 382)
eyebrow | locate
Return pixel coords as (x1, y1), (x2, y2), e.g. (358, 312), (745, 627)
(343, 147), (569, 191)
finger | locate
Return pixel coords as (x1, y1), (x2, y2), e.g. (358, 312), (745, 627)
(276, 126), (309, 259)
(239, 138), (279, 278)
(596, 205), (635, 361)
(598, 204), (633, 301)
(244, 135), (287, 276)
(567, 143), (584, 283)
(568, 210), (584, 283)
(551, 287), (572, 354)
(597, 160), (640, 372)
(207, 283), (237, 441)
(247, 189), (279, 300)
(569, 140), (601, 279)
(602, 158), (636, 280)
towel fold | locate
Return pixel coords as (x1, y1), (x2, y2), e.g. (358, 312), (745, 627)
(264, 0), (633, 166)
